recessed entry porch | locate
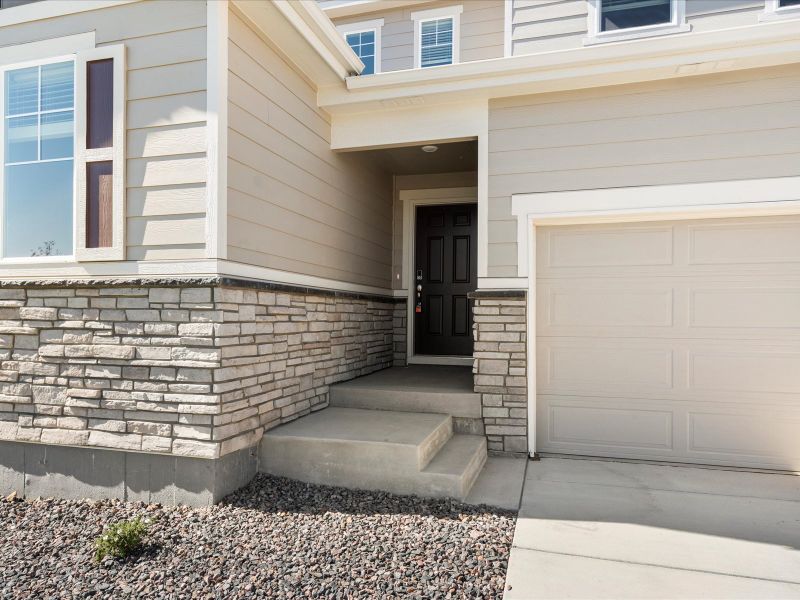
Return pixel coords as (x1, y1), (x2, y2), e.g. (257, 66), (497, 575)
(361, 139), (479, 367)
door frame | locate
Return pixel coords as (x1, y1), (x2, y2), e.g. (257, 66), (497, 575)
(511, 175), (800, 458)
(400, 186), (478, 366)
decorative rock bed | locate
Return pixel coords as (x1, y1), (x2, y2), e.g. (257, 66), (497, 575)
(0, 474), (516, 598)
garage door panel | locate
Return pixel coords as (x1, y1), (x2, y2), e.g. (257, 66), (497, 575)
(536, 216), (800, 470)
(688, 411), (800, 466)
(688, 218), (800, 265)
(689, 287), (800, 329)
(539, 284), (674, 328)
(541, 225), (674, 270)
(538, 340), (674, 392)
(689, 350), (800, 395)
(539, 397), (673, 452)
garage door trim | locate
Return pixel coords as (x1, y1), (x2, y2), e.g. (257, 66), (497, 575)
(511, 175), (800, 458)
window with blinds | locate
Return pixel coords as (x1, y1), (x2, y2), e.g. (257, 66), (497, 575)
(420, 18), (454, 68)
(2, 60), (74, 258)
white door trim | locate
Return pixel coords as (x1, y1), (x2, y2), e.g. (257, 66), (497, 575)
(511, 175), (800, 458)
(400, 187), (477, 366)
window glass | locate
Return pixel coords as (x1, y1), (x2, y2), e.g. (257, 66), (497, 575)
(345, 30), (376, 75)
(3, 61), (74, 258)
(420, 17), (454, 68)
(779, 0), (800, 6)
(600, 0), (671, 31)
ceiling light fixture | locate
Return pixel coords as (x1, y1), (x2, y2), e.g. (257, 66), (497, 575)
(421, 145), (438, 153)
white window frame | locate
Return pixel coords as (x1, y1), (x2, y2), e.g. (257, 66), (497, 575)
(584, 0), (689, 46)
(74, 44), (126, 262)
(337, 18), (384, 75)
(0, 53), (78, 264)
(411, 5), (463, 69)
(761, 0), (800, 21)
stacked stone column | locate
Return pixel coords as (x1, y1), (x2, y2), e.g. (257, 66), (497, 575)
(470, 291), (528, 455)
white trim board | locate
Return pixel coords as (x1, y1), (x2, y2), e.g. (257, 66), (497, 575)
(399, 186), (477, 363)
(510, 175), (800, 459)
(206, 0), (228, 260)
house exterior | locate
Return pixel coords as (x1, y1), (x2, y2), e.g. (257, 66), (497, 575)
(0, 0), (798, 504)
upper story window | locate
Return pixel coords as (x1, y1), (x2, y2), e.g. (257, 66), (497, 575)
(600, 0), (671, 31)
(586, 0), (689, 45)
(762, 0), (800, 21)
(412, 5), (462, 69)
(2, 59), (75, 258)
(338, 18), (384, 75)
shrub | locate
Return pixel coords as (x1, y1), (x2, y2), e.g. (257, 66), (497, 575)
(94, 517), (149, 562)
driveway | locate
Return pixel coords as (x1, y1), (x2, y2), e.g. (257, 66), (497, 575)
(504, 457), (800, 599)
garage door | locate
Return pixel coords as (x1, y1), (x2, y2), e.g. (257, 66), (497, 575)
(536, 215), (800, 471)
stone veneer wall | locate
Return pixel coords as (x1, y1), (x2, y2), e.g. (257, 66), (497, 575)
(0, 279), (400, 461)
(392, 300), (408, 367)
(470, 291), (528, 455)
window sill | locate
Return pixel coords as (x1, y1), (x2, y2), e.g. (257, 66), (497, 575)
(583, 22), (691, 46)
(0, 256), (76, 266)
(759, 7), (800, 22)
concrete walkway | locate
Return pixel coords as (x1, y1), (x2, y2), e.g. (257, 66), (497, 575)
(504, 457), (800, 599)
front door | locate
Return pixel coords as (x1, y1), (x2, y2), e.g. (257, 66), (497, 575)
(414, 203), (477, 356)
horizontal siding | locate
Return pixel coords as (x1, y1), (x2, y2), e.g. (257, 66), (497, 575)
(226, 9), (392, 289)
(511, 0), (765, 56)
(0, 0), (208, 262)
(333, 0), (504, 73)
(487, 65), (800, 277)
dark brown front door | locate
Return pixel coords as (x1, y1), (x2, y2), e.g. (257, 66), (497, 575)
(414, 203), (477, 356)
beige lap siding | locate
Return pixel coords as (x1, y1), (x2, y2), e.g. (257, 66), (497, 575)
(487, 64), (800, 278)
(0, 0), (208, 260)
(332, 0), (505, 73)
(226, 8), (392, 289)
(0, 283), (399, 458)
(510, 0), (766, 56)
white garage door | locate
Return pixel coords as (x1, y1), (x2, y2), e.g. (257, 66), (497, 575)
(536, 215), (800, 471)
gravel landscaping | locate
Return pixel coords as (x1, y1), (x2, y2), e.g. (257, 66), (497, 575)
(0, 474), (516, 599)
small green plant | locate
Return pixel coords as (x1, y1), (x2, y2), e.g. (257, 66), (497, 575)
(94, 517), (149, 562)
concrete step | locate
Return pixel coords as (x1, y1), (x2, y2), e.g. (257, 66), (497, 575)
(329, 367), (482, 425)
(258, 407), (487, 500)
(421, 434), (488, 500)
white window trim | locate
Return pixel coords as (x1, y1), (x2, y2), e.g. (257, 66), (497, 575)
(411, 5), (463, 69)
(761, 0), (800, 21)
(74, 44), (126, 262)
(337, 18), (384, 74)
(584, 0), (690, 46)
(0, 54), (78, 264)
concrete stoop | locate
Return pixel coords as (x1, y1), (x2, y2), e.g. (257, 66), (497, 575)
(329, 365), (484, 435)
(258, 407), (487, 500)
